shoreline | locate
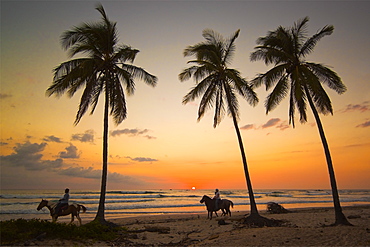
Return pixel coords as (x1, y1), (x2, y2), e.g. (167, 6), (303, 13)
(5, 205), (369, 246)
(2, 201), (369, 223)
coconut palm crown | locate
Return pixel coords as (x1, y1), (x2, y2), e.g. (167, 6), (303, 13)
(250, 17), (346, 126)
(46, 4), (157, 223)
(250, 17), (350, 225)
(180, 29), (258, 127)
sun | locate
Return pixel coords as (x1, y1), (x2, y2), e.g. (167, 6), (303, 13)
(191, 187), (196, 190)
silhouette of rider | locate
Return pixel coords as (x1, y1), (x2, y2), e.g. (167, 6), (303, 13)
(54, 188), (69, 216)
(213, 188), (221, 210)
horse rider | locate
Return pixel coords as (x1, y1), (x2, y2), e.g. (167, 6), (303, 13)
(54, 188), (69, 216)
(213, 188), (221, 210)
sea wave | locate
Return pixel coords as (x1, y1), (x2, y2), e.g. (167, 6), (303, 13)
(1, 189), (370, 220)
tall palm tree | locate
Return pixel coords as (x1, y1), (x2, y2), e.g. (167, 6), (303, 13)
(250, 17), (351, 225)
(179, 29), (272, 225)
(46, 4), (157, 224)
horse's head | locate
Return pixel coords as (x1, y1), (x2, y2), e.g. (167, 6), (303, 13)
(37, 199), (48, 211)
(200, 195), (207, 203)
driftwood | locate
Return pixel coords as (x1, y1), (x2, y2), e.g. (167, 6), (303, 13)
(266, 202), (289, 214)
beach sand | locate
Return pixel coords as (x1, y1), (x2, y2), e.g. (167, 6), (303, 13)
(25, 205), (370, 246)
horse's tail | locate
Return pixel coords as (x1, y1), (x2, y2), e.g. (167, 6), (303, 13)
(230, 200), (234, 208)
(79, 204), (87, 213)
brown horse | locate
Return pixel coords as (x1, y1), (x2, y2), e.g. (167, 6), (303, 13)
(37, 199), (86, 225)
(200, 195), (234, 219)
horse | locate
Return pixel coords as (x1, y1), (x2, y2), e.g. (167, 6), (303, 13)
(37, 199), (86, 225)
(200, 195), (234, 219)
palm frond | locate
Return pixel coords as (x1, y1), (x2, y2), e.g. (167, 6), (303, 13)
(223, 29), (240, 65)
(121, 64), (157, 88)
(300, 25), (334, 57)
(115, 65), (135, 96)
(114, 45), (139, 63)
(223, 81), (240, 122)
(179, 66), (198, 82)
(109, 76), (127, 125)
(182, 75), (214, 104)
(213, 88), (225, 128)
(291, 16), (309, 54)
(300, 67), (333, 115)
(48, 58), (96, 97)
(74, 76), (101, 125)
(250, 46), (291, 65)
(288, 88), (296, 127)
(252, 64), (288, 91)
(202, 29), (223, 46)
(226, 69), (258, 107)
(305, 62), (346, 94)
(197, 82), (217, 122)
(265, 75), (289, 113)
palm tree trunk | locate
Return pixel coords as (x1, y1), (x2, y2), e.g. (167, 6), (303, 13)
(304, 86), (351, 226)
(94, 88), (109, 223)
(231, 115), (259, 215)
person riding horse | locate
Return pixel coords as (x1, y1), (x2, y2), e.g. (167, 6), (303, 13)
(213, 189), (221, 210)
(54, 188), (69, 216)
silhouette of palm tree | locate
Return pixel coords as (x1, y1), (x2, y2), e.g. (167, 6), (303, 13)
(250, 17), (351, 225)
(180, 29), (273, 225)
(46, 4), (157, 224)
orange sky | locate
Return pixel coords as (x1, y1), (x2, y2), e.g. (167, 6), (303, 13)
(1, 1), (369, 190)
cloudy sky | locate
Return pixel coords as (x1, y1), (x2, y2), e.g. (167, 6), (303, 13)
(1, 0), (369, 190)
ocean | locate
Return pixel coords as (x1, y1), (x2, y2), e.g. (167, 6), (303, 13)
(1, 189), (369, 222)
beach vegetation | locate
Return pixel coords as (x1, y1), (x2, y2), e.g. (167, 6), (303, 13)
(0, 218), (122, 245)
(179, 29), (275, 226)
(46, 4), (157, 224)
(250, 16), (351, 226)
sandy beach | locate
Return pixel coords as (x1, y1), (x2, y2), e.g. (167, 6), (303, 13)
(29, 205), (370, 246)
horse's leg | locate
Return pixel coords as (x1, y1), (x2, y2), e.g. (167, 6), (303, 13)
(215, 211), (218, 217)
(77, 215), (82, 226)
(76, 211), (82, 226)
(69, 213), (75, 225)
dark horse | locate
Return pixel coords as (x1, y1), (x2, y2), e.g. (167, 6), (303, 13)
(37, 199), (86, 225)
(200, 195), (234, 219)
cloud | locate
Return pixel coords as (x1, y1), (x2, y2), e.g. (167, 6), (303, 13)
(0, 141), (63, 171)
(240, 124), (255, 130)
(43, 135), (63, 143)
(71, 129), (94, 143)
(110, 128), (156, 139)
(340, 101), (370, 113)
(144, 135), (157, 140)
(58, 143), (80, 159)
(0, 93), (12, 99)
(111, 128), (148, 137)
(0, 142), (8, 146)
(242, 118), (290, 131)
(276, 121), (290, 130)
(58, 166), (100, 179)
(262, 118), (281, 129)
(126, 156), (158, 163)
(356, 120), (370, 128)
(1, 141), (136, 183)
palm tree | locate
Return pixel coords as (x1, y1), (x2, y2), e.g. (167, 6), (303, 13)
(179, 29), (272, 225)
(250, 17), (351, 225)
(46, 4), (157, 224)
